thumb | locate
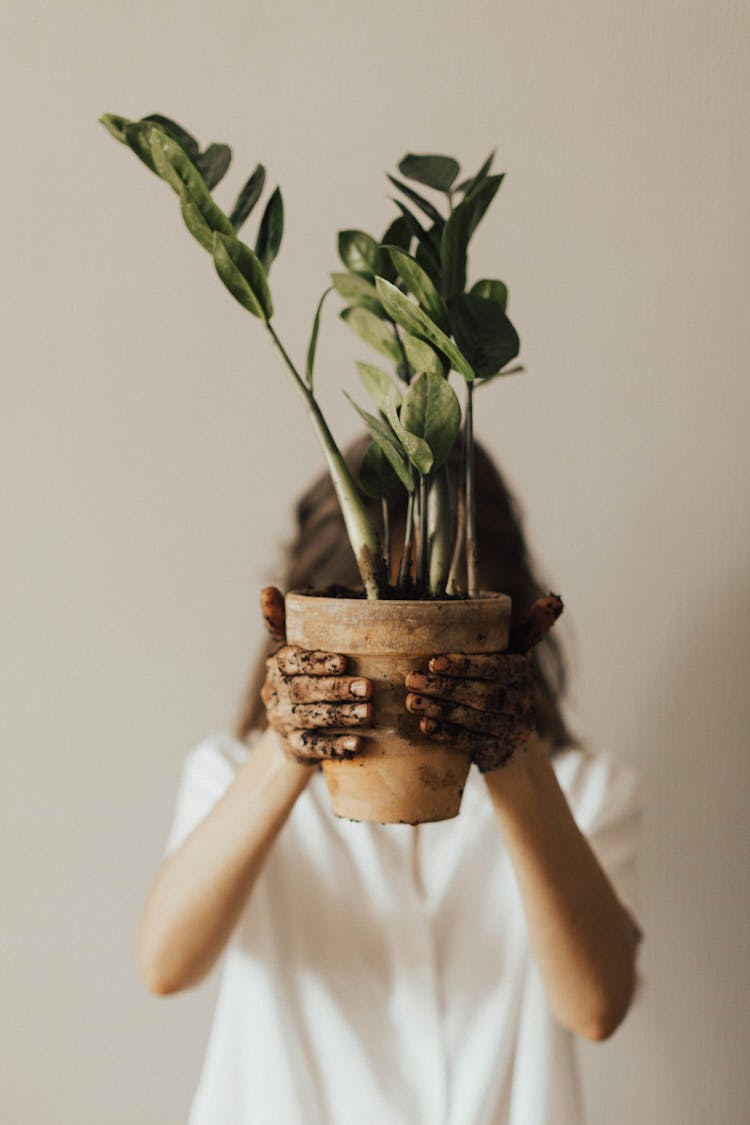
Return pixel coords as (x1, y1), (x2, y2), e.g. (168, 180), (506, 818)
(260, 586), (286, 644)
(508, 594), (563, 654)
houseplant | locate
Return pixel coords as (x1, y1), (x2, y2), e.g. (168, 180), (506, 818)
(100, 112), (524, 823)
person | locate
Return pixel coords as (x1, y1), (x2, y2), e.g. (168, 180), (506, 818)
(138, 437), (645, 1125)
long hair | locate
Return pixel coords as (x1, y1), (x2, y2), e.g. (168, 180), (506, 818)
(234, 435), (578, 751)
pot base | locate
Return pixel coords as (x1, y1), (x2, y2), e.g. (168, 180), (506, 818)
(322, 744), (471, 824)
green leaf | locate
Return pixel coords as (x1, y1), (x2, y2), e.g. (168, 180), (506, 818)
(374, 277), (475, 381)
(455, 149), (496, 196)
(123, 120), (160, 172)
(476, 363), (525, 387)
(229, 164), (266, 230)
(141, 114), (199, 158)
(330, 273), (385, 317)
(356, 362), (403, 412)
(398, 154), (460, 193)
(400, 332), (445, 378)
(212, 232), (273, 321)
(381, 215), (412, 251)
(390, 201), (438, 254)
(305, 286), (333, 390)
(384, 247), (448, 329)
(450, 292), (520, 378)
(359, 442), (402, 499)
(400, 371), (461, 470)
(340, 307), (401, 363)
(375, 216), (412, 283)
(383, 395), (434, 474)
(344, 393), (415, 491)
(255, 187), (284, 272)
(146, 127), (235, 249)
(338, 230), (380, 277)
(179, 181), (234, 250)
(386, 174), (444, 227)
(195, 143), (232, 190)
(440, 174), (504, 299)
(99, 113), (130, 143)
(470, 278), (508, 310)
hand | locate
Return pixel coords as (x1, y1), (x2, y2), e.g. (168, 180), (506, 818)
(404, 594), (564, 773)
(259, 587), (374, 766)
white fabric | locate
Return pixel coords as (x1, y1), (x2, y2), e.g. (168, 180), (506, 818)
(164, 732), (644, 1125)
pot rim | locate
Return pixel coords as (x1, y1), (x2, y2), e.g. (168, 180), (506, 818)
(286, 588), (509, 606)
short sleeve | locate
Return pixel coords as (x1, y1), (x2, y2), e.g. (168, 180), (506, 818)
(554, 747), (646, 928)
(162, 732), (252, 857)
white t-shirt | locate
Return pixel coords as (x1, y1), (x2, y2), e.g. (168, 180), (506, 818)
(164, 732), (644, 1125)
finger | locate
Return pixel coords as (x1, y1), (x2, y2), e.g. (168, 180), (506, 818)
(406, 693), (532, 736)
(427, 651), (533, 682)
(417, 717), (498, 753)
(286, 730), (364, 762)
(275, 645), (347, 676)
(508, 594), (564, 653)
(260, 586), (286, 644)
(290, 701), (372, 729)
(418, 717), (529, 768)
(288, 675), (373, 703)
(404, 672), (517, 711)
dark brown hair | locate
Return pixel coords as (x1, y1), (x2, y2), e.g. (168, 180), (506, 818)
(234, 435), (577, 750)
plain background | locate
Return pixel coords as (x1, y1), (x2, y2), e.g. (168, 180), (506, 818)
(2, 1), (748, 1122)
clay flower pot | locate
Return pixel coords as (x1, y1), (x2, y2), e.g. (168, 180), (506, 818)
(285, 590), (511, 824)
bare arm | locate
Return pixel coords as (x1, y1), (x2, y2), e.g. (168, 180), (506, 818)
(406, 594), (642, 1041)
(139, 587), (374, 996)
(484, 735), (642, 1041)
(138, 728), (312, 995)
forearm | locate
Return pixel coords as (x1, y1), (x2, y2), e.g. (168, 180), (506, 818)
(139, 728), (312, 995)
(484, 736), (641, 1041)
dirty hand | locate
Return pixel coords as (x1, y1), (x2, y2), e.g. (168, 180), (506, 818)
(260, 586), (374, 765)
(404, 595), (564, 773)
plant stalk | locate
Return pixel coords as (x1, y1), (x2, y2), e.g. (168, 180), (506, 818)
(416, 473), (429, 594)
(266, 322), (386, 599)
(465, 381), (478, 597)
(397, 490), (416, 593)
(381, 498), (391, 584)
(427, 465), (452, 597)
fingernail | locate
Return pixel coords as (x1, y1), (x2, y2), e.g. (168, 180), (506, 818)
(349, 679), (369, 698)
(353, 703), (370, 719)
(422, 717), (439, 733)
(406, 672), (427, 689)
(409, 693), (425, 710)
(429, 656), (449, 672)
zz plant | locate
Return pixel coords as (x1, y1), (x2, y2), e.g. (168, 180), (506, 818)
(100, 113), (523, 600)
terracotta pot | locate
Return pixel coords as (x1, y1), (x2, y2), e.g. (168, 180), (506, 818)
(284, 591), (511, 824)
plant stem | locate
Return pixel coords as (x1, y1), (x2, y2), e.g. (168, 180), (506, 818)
(381, 498), (391, 583)
(397, 490), (416, 593)
(393, 322), (412, 384)
(465, 380), (478, 597)
(266, 322), (386, 599)
(416, 473), (429, 594)
(446, 464), (466, 595)
(427, 465), (452, 597)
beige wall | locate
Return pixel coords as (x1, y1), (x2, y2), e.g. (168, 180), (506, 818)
(2, 1), (748, 1121)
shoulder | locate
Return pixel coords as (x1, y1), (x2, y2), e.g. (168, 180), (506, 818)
(179, 730), (253, 785)
(552, 744), (645, 835)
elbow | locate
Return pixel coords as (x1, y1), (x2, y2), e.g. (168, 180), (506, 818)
(138, 922), (204, 997)
(138, 941), (182, 997)
(572, 972), (638, 1043)
(576, 1004), (629, 1042)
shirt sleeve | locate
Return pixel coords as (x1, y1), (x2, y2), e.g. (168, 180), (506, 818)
(554, 747), (646, 928)
(162, 732), (252, 857)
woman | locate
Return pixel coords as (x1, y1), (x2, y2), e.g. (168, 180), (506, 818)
(138, 438), (644, 1125)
